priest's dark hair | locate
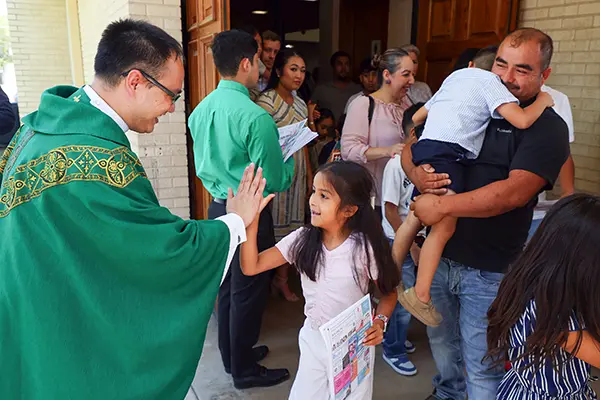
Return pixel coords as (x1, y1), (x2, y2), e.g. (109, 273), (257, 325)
(94, 19), (183, 87)
(289, 161), (400, 296)
(211, 30), (258, 78)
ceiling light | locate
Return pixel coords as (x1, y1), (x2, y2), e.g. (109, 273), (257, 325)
(286, 44), (294, 48)
(252, 10), (268, 15)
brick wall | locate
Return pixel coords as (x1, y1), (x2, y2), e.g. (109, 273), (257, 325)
(76, 0), (189, 218)
(520, 0), (600, 194)
(6, 0), (73, 115)
(77, 0), (129, 84)
(127, 1), (190, 218)
(7, 0), (190, 218)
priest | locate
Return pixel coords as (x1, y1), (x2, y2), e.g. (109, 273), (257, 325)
(0, 19), (266, 399)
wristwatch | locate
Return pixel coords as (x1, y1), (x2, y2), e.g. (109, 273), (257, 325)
(374, 314), (389, 333)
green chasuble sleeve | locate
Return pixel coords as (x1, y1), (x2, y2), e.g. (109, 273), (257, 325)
(0, 86), (235, 400)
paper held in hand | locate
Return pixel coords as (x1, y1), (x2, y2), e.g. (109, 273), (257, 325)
(319, 294), (375, 400)
(278, 119), (318, 162)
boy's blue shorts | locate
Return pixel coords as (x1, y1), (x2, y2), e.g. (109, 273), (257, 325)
(411, 139), (471, 198)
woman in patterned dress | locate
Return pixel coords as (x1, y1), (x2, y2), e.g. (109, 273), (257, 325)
(488, 194), (600, 399)
(257, 49), (318, 302)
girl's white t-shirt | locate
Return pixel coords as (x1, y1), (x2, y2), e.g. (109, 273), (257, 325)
(276, 228), (379, 330)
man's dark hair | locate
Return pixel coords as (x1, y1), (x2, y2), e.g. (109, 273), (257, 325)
(472, 46), (498, 71)
(505, 28), (554, 70)
(211, 30), (258, 78)
(239, 24), (260, 38)
(94, 19), (184, 87)
(262, 30), (281, 43)
(359, 57), (376, 74)
(330, 51), (351, 67)
(402, 102), (425, 139)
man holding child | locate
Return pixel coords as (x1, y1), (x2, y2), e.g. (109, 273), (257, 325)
(404, 28), (570, 399)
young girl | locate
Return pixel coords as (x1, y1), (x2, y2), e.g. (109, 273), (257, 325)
(487, 194), (600, 399)
(240, 161), (400, 400)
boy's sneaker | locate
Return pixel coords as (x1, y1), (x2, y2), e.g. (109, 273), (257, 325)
(405, 340), (416, 354)
(382, 353), (417, 376)
(398, 284), (442, 327)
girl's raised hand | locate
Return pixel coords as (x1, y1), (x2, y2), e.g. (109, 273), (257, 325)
(363, 320), (385, 347)
(249, 192), (276, 230)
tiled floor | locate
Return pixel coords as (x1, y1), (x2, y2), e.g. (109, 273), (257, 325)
(188, 291), (600, 400)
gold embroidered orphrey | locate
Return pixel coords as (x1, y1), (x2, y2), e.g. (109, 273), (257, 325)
(0, 141), (147, 218)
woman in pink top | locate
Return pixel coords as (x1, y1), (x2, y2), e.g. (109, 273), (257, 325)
(341, 48), (415, 216)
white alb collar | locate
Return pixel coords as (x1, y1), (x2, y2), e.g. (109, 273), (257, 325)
(83, 85), (129, 133)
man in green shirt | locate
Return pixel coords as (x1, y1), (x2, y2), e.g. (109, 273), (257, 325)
(0, 20), (269, 399)
(188, 30), (294, 389)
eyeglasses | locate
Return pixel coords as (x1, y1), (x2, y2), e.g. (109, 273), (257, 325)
(121, 69), (182, 103)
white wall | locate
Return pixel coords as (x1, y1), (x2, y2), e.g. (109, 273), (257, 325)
(7, 0), (73, 115)
(7, 0), (190, 217)
(77, 0), (129, 84)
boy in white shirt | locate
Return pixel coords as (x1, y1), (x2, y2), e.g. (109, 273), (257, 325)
(380, 103), (425, 377)
(393, 46), (555, 327)
(528, 85), (576, 241)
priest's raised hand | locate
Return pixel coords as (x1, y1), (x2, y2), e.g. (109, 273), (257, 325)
(227, 163), (276, 227)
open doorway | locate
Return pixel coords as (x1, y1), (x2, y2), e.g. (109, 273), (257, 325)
(183, 0), (520, 220)
(230, 0), (321, 100)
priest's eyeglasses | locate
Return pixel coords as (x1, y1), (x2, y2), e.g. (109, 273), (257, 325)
(121, 69), (182, 103)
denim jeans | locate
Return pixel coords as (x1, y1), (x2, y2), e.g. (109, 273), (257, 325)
(382, 252), (416, 358)
(428, 258), (505, 400)
(527, 218), (543, 242)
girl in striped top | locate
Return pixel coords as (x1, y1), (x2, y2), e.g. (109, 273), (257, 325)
(487, 194), (600, 399)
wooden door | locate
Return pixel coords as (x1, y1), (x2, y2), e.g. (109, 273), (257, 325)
(186, 0), (229, 220)
(415, 0), (519, 93)
(339, 0), (390, 78)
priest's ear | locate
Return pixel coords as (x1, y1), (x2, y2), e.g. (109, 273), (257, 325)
(121, 69), (149, 94)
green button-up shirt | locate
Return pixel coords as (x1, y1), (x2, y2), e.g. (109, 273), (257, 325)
(189, 80), (294, 199)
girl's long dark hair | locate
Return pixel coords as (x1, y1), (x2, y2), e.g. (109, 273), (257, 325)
(289, 161), (400, 295)
(265, 49), (304, 92)
(487, 194), (600, 370)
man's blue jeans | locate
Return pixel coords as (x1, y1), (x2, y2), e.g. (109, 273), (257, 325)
(527, 218), (543, 242)
(382, 254), (416, 357)
(428, 258), (505, 400)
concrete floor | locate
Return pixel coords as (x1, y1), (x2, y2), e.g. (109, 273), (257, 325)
(188, 291), (600, 400)
(188, 290), (441, 400)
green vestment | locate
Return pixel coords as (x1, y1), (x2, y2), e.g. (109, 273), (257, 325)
(0, 86), (231, 399)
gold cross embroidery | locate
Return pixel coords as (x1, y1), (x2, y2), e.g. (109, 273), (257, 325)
(73, 95), (81, 103)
